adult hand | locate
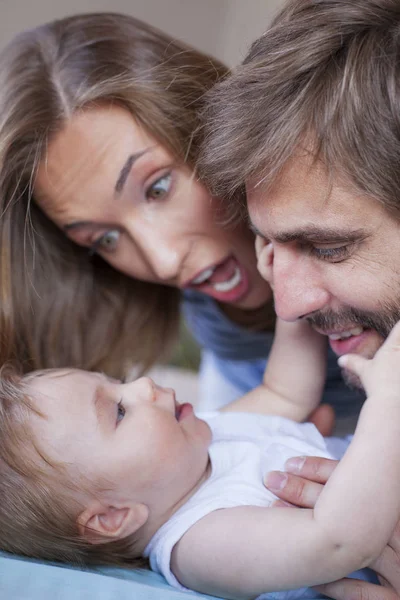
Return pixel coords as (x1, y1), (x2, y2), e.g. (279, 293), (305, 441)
(265, 455), (337, 508)
(265, 456), (400, 599)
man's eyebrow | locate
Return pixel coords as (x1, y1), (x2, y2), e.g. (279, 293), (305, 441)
(249, 222), (365, 244)
(115, 148), (152, 193)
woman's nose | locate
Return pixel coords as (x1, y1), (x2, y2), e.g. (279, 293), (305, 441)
(144, 240), (182, 282)
(127, 220), (184, 282)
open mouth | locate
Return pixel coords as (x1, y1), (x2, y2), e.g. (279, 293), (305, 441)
(187, 255), (249, 303)
(321, 326), (372, 355)
(175, 402), (193, 421)
(327, 326), (364, 341)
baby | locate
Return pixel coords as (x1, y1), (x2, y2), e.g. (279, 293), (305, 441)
(1, 317), (399, 600)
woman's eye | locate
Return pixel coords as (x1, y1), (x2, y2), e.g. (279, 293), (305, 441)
(146, 174), (171, 200)
(116, 400), (125, 424)
(91, 230), (120, 254)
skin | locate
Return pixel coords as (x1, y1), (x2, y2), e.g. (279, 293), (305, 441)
(29, 370), (211, 550)
(24, 324), (400, 597)
(247, 154), (400, 386)
(247, 153), (400, 598)
(267, 457), (400, 600)
(35, 104), (271, 310)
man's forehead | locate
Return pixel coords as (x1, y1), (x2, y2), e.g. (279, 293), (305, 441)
(246, 158), (382, 242)
(247, 189), (359, 239)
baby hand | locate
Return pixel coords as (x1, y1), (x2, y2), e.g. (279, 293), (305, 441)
(338, 320), (400, 399)
(255, 236), (274, 286)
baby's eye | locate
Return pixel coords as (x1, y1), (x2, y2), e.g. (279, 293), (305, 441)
(117, 399), (126, 424)
(146, 174), (171, 200)
(91, 230), (120, 254)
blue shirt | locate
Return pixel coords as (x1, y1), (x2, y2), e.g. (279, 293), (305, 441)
(183, 290), (365, 419)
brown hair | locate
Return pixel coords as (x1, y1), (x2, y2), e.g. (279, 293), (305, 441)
(0, 12), (227, 376)
(0, 364), (147, 567)
(199, 0), (400, 216)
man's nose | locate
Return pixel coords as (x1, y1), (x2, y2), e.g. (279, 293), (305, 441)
(272, 250), (330, 321)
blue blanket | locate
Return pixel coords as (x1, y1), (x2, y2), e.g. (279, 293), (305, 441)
(2, 552), (377, 599)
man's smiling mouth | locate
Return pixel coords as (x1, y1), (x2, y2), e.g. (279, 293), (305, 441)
(326, 326), (364, 340)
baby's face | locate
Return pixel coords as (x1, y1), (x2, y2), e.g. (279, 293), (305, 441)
(27, 370), (211, 513)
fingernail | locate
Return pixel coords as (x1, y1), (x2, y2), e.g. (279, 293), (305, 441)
(285, 457), (306, 473)
(265, 471), (288, 490)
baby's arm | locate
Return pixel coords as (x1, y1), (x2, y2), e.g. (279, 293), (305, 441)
(222, 317), (327, 421)
(172, 323), (400, 598)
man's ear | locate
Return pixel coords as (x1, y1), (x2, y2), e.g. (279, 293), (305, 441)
(77, 501), (149, 544)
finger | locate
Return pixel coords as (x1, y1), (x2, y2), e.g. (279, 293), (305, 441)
(370, 545), (400, 592)
(255, 235), (266, 258)
(389, 519), (400, 554)
(284, 456), (339, 484)
(271, 499), (294, 508)
(308, 403), (335, 436)
(256, 241), (274, 284)
(338, 353), (369, 377)
(380, 319), (400, 351)
(264, 471), (324, 508)
(314, 578), (399, 600)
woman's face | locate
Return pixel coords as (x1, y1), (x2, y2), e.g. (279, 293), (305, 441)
(35, 105), (270, 309)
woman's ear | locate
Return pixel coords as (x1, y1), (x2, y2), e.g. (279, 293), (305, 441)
(77, 501), (149, 544)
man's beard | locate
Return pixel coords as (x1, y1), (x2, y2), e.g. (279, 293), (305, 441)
(306, 303), (400, 388)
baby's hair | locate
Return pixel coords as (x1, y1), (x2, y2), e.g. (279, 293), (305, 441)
(0, 365), (147, 568)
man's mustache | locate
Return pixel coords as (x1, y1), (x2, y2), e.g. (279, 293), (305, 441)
(306, 306), (400, 339)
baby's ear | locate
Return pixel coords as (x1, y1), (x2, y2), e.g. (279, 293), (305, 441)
(77, 501), (149, 544)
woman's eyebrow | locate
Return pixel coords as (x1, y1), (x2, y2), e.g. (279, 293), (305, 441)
(114, 147), (153, 193)
(63, 148), (155, 232)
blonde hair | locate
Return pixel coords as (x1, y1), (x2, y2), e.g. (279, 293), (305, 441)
(0, 364), (147, 567)
(200, 0), (400, 216)
(0, 12), (227, 376)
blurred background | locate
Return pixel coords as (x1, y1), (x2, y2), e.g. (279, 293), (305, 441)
(0, 0), (283, 65)
(0, 0), (283, 400)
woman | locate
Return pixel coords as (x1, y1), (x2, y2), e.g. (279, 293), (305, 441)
(0, 12), (361, 423)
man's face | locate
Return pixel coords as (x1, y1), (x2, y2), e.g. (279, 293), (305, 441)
(247, 155), (400, 385)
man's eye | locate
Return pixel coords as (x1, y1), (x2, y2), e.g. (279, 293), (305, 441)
(311, 245), (351, 262)
(116, 399), (125, 424)
(90, 230), (120, 255)
(146, 173), (171, 200)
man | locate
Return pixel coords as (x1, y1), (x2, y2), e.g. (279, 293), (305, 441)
(200, 0), (400, 597)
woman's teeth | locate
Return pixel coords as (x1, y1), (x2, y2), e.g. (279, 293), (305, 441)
(328, 326), (364, 341)
(191, 267), (215, 285)
(212, 267), (242, 292)
(191, 264), (243, 293)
